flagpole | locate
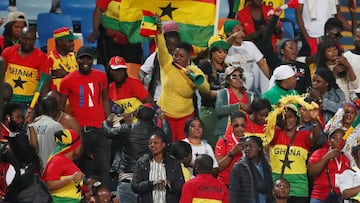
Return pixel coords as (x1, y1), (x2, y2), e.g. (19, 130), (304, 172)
(214, 0), (220, 35)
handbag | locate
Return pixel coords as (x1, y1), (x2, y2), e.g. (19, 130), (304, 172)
(324, 164), (342, 203)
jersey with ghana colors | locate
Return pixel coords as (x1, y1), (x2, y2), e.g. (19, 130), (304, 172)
(42, 154), (83, 203)
(2, 45), (49, 102)
(244, 114), (265, 138)
(59, 69), (108, 128)
(270, 128), (312, 197)
(108, 77), (149, 114)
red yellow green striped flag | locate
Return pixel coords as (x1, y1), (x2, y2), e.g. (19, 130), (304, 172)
(139, 10), (158, 37)
(119, 0), (216, 47)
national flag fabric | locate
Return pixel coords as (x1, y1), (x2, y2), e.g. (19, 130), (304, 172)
(139, 10), (158, 37)
(118, 0), (216, 47)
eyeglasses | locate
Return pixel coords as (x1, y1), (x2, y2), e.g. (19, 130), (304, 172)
(230, 74), (243, 80)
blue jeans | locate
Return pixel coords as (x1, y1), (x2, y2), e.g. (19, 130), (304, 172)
(117, 181), (137, 203)
(310, 198), (324, 203)
(78, 127), (111, 186)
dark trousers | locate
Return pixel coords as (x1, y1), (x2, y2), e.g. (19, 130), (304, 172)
(77, 127), (111, 186)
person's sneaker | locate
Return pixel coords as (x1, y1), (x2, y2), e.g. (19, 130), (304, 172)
(8, 6), (18, 12)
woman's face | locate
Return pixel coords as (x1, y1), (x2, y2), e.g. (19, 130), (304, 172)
(329, 130), (344, 149)
(312, 74), (328, 91)
(252, 109), (269, 125)
(11, 21), (26, 40)
(281, 110), (298, 130)
(325, 46), (338, 62)
(281, 41), (298, 62)
(342, 104), (357, 126)
(109, 69), (126, 83)
(231, 25), (245, 44)
(354, 28), (360, 48)
(244, 138), (261, 160)
(231, 117), (246, 137)
(166, 37), (179, 55)
(227, 70), (243, 89)
(273, 179), (290, 199)
(188, 119), (203, 139)
(94, 187), (111, 203)
(148, 135), (165, 156)
(173, 48), (190, 67)
(299, 106), (311, 123)
(182, 153), (192, 167)
(211, 49), (227, 64)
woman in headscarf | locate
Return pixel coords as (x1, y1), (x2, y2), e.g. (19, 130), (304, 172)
(43, 129), (84, 203)
(309, 68), (345, 123)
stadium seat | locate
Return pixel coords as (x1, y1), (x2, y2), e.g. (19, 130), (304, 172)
(17, 0), (52, 25)
(81, 17), (97, 49)
(93, 64), (106, 73)
(37, 13), (73, 51)
(283, 6), (299, 32)
(281, 20), (295, 39)
(60, 0), (95, 26)
(0, 1), (7, 11)
(126, 63), (141, 79)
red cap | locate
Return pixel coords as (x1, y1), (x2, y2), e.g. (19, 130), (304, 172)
(109, 56), (127, 70)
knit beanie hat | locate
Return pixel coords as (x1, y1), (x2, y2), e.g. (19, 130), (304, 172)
(208, 34), (229, 51)
(223, 20), (240, 37)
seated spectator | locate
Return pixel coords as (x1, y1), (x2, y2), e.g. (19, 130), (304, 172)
(309, 68), (345, 123)
(43, 129), (84, 203)
(215, 66), (249, 137)
(224, 19), (270, 97)
(273, 178), (291, 203)
(262, 65), (298, 106)
(0, 11), (27, 54)
(244, 98), (271, 138)
(183, 117), (219, 176)
(229, 136), (273, 203)
(91, 181), (120, 203)
(308, 128), (350, 203)
(215, 111), (246, 187)
(171, 141), (192, 182)
(82, 175), (101, 203)
(316, 39), (358, 101)
(339, 143), (360, 203)
(132, 133), (184, 203)
(180, 154), (229, 203)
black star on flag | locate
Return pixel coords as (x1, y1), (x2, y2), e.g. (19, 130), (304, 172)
(280, 156), (294, 170)
(13, 76), (26, 89)
(159, 3), (178, 19)
(75, 182), (81, 193)
(54, 131), (68, 143)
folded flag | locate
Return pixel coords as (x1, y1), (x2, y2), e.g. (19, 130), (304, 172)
(139, 10), (158, 37)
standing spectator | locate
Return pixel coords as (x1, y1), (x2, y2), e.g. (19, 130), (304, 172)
(0, 11), (26, 54)
(229, 136), (273, 203)
(48, 27), (78, 92)
(339, 143), (360, 203)
(224, 19), (270, 97)
(2, 26), (50, 115)
(171, 141), (192, 182)
(43, 129), (84, 203)
(273, 178), (291, 203)
(344, 23), (360, 99)
(269, 104), (320, 203)
(215, 111), (246, 187)
(59, 46), (111, 185)
(155, 20), (210, 142)
(108, 56), (152, 117)
(295, 0), (351, 56)
(180, 154), (229, 203)
(308, 128), (350, 203)
(198, 35), (229, 148)
(236, 0), (282, 53)
(316, 39), (358, 101)
(183, 117), (219, 176)
(262, 65), (298, 106)
(215, 66), (249, 138)
(132, 133), (184, 203)
(87, 0), (142, 66)
(103, 104), (172, 203)
(309, 68), (345, 123)
(31, 96), (63, 169)
(277, 38), (312, 95)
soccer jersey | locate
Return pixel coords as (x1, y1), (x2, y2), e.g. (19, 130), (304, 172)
(48, 50), (78, 91)
(108, 77), (149, 114)
(60, 69), (108, 128)
(2, 45), (50, 102)
(270, 129), (312, 197)
(244, 114), (265, 138)
(42, 154), (83, 203)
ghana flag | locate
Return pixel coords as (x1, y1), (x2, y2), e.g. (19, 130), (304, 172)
(118, 0), (216, 47)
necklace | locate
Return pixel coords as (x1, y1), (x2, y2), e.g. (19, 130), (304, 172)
(55, 111), (64, 122)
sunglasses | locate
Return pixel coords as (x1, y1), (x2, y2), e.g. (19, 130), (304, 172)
(230, 74), (243, 80)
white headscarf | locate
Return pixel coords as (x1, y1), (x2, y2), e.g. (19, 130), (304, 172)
(268, 65), (295, 89)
